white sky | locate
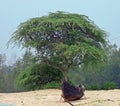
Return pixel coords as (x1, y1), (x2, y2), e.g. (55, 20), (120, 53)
(0, 0), (120, 64)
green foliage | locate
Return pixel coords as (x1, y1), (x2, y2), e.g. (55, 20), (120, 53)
(15, 63), (63, 91)
(86, 84), (99, 90)
(85, 82), (117, 90)
(101, 82), (117, 90)
(9, 11), (108, 81)
(0, 46), (119, 92)
(12, 50), (35, 79)
(0, 54), (9, 92)
(41, 81), (61, 89)
(0, 54), (6, 67)
(107, 47), (120, 87)
(69, 46), (120, 90)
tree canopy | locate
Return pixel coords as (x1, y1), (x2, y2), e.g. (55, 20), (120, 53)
(9, 11), (108, 81)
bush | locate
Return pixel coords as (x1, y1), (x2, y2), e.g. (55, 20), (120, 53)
(15, 63), (63, 91)
(86, 84), (100, 90)
(101, 82), (117, 90)
(41, 81), (61, 89)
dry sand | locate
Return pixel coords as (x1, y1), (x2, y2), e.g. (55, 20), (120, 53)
(0, 89), (120, 106)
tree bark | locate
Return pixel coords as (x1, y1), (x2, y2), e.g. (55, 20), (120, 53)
(64, 70), (68, 81)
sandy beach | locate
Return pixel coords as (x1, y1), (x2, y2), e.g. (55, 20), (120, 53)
(0, 89), (120, 106)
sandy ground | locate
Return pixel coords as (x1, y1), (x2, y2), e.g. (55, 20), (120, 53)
(0, 89), (120, 106)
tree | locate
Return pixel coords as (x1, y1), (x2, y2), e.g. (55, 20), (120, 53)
(106, 46), (120, 88)
(0, 54), (6, 92)
(9, 11), (108, 81)
(0, 54), (6, 67)
(11, 50), (34, 77)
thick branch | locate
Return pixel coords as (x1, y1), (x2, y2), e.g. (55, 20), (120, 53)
(42, 59), (65, 73)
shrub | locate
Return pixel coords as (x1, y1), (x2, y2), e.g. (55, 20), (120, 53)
(86, 84), (100, 90)
(101, 82), (117, 90)
(41, 81), (61, 89)
(15, 63), (63, 91)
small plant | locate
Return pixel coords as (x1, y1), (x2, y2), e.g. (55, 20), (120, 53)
(41, 81), (61, 89)
(86, 84), (99, 90)
(101, 82), (117, 90)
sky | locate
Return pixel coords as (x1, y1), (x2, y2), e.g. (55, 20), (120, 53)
(0, 0), (120, 64)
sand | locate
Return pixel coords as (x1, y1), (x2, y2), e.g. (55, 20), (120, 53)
(0, 89), (120, 106)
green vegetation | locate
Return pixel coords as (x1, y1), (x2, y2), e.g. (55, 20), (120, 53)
(15, 63), (63, 91)
(0, 44), (120, 92)
(101, 82), (117, 90)
(8, 11), (108, 81)
(69, 45), (120, 90)
(0, 12), (119, 92)
(41, 81), (61, 89)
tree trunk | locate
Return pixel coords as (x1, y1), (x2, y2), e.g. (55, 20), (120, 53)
(59, 67), (69, 81)
(64, 70), (68, 81)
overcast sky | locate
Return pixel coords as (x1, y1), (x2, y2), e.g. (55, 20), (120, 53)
(1, 0), (120, 64)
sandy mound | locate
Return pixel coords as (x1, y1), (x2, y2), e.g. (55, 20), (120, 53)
(0, 89), (120, 106)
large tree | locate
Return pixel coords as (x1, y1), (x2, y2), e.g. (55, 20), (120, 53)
(9, 11), (108, 81)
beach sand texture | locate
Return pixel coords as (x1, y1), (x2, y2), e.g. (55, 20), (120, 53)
(0, 89), (120, 106)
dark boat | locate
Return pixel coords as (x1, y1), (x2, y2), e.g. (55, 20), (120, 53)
(61, 80), (85, 101)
